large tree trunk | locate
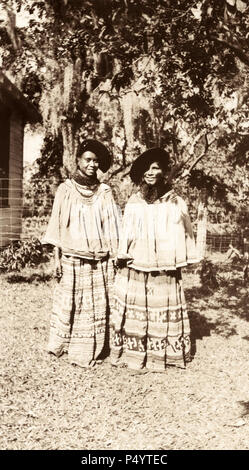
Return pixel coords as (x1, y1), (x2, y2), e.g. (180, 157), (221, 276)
(61, 122), (77, 175)
(61, 58), (84, 175)
(196, 189), (208, 260)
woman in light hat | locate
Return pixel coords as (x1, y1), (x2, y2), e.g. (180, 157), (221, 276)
(43, 139), (121, 368)
(111, 147), (198, 371)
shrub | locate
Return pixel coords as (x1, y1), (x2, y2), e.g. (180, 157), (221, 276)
(23, 176), (58, 218)
(0, 238), (51, 272)
(197, 258), (219, 291)
(22, 216), (50, 240)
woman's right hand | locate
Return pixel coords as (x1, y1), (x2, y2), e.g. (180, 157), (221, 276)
(54, 258), (62, 280)
(54, 247), (62, 280)
(115, 254), (133, 269)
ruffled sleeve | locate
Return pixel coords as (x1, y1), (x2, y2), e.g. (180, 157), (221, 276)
(117, 196), (136, 258)
(100, 186), (122, 258)
(42, 183), (66, 247)
(176, 197), (199, 265)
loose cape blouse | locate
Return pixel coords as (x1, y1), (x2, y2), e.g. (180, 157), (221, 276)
(42, 179), (121, 260)
(118, 190), (199, 272)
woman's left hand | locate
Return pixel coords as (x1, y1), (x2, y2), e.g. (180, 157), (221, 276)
(114, 254), (133, 269)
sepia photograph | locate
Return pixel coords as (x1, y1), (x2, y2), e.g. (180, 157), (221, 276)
(0, 0), (248, 457)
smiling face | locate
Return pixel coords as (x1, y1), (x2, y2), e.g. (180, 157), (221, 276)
(77, 150), (99, 177)
(143, 161), (164, 186)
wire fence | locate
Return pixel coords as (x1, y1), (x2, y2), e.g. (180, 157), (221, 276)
(0, 177), (53, 247)
(206, 232), (244, 253)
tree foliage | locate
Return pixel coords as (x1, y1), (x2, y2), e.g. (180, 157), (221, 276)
(0, 0), (249, 223)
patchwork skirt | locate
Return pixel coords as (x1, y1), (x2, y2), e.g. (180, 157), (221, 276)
(47, 254), (114, 367)
(111, 267), (191, 370)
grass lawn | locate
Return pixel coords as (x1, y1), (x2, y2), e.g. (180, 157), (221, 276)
(0, 253), (249, 450)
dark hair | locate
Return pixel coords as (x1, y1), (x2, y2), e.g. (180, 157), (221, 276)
(76, 139), (112, 173)
(130, 147), (170, 185)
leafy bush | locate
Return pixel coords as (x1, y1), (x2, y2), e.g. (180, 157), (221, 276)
(22, 216), (50, 240)
(0, 238), (51, 272)
(23, 176), (58, 218)
(197, 258), (219, 292)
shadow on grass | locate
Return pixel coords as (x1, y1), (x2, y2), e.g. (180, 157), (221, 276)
(6, 272), (53, 284)
(239, 401), (249, 417)
(186, 281), (240, 355)
(242, 335), (249, 341)
(188, 308), (238, 359)
(185, 285), (212, 300)
(188, 309), (214, 358)
(185, 267), (249, 335)
(220, 278), (249, 321)
(205, 277), (249, 322)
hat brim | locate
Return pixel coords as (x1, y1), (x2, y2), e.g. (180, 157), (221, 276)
(130, 148), (170, 184)
(77, 139), (112, 173)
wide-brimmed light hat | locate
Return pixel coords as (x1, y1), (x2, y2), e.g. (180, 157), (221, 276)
(76, 139), (112, 173)
(130, 147), (170, 184)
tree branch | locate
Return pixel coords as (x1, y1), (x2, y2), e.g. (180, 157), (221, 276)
(181, 136), (216, 179)
(210, 35), (249, 67)
(106, 108), (129, 180)
(169, 135), (216, 185)
(184, 129), (207, 162)
(106, 161), (131, 180)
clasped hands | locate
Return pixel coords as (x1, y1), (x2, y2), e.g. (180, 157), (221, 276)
(114, 254), (134, 269)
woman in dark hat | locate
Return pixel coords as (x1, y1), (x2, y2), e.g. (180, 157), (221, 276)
(111, 147), (199, 371)
(43, 139), (121, 368)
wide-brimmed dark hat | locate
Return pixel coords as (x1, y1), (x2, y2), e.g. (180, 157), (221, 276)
(76, 139), (112, 173)
(130, 147), (170, 184)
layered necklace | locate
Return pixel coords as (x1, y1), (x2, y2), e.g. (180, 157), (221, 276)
(72, 169), (100, 191)
(139, 180), (171, 204)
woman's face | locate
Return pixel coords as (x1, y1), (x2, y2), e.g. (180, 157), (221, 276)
(77, 151), (99, 177)
(143, 161), (163, 186)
